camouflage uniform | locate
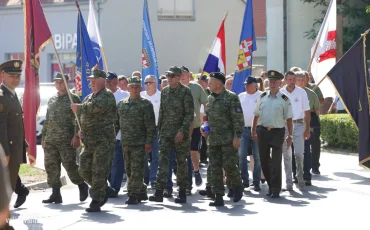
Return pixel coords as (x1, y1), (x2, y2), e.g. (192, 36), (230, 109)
(42, 90), (84, 188)
(78, 83), (117, 203)
(156, 82), (194, 191)
(206, 89), (244, 195)
(117, 93), (156, 197)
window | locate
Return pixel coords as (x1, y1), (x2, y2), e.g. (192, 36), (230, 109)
(7, 53), (25, 61)
(50, 53), (76, 84)
(157, 0), (194, 20)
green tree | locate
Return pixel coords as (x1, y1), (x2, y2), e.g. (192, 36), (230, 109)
(301, 0), (370, 54)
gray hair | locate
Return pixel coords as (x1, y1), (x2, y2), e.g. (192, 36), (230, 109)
(295, 71), (306, 78)
(145, 75), (157, 84)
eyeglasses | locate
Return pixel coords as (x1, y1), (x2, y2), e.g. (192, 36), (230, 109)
(144, 82), (155, 85)
(166, 74), (176, 78)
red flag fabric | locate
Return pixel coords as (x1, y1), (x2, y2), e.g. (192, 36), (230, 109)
(23, 0), (52, 166)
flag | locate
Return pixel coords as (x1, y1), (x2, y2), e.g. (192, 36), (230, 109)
(231, 0), (256, 94)
(142, 0), (159, 89)
(23, 0), (52, 166)
(87, 0), (105, 70)
(76, 8), (99, 99)
(326, 35), (370, 169)
(202, 16), (226, 77)
(310, 0), (336, 98)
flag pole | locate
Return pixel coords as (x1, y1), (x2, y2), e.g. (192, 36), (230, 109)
(307, 41), (319, 72)
(50, 39), (82, 132)
(101, 47), (109, 71)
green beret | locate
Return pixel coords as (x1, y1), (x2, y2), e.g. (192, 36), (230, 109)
(53, 72), (69, 81)
(165, 66), (182, 76)
(0, 60), (23, 75)
(87, 69), (107, 79)
(128, 76), (142, 86)
(267, 70), (284, 80)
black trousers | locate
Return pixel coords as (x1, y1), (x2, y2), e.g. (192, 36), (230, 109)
(15, 175), (27, 195)
(200, 136), (208, 162)
(311, 127), (321, 170)
(257, 127), (285, 193)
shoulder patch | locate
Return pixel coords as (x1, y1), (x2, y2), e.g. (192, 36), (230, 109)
(235, 106), (243, 113)
(261, 92), (267, 98)
(282, 94), (288, 101)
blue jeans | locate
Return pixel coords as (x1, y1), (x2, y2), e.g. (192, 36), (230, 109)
(303, 132), (313, 180)
(239, 127), (261, 184)
(167, 150), (193, 189)
(144, 130), (159, 184)
(109, 140), (125, 191)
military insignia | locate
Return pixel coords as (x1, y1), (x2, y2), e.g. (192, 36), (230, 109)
(235, 106), (243, 113)
(142, 49), (151, 69)
(235, 38), (253, 73)
(261, 92), (267, 98)
(271, 72), (275, 76)
(282, 94), (288, 101)
(14, 62), (20, 68)
(0, 104), (3, 112)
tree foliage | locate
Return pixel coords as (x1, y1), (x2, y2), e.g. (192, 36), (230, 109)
(301, 0), (370, 54)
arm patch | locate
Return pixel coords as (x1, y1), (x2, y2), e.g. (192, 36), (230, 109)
(261, 92), (267, 98)
(235, 106), (243, 113)
(282, 94), (289, 101)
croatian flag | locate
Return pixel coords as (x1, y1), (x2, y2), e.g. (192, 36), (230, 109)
(202, 17), (226, 76)
(231, 0), (256, 94)
(87, 0), (104, 70)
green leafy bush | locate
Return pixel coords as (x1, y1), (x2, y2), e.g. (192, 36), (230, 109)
(320, 114), (358, 151)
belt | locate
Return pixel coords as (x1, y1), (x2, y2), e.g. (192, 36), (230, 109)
(258, 126), (284, 131)
(293, 119), (304, 123)
(310, 112), (318, 116)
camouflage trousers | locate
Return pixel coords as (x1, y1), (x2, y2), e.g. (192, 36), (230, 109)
(79, 139), (114, 202)
(156, 138), (189, 190)
(123, 145), (147, 195)
(209, 145), (243, 195)
(44, 141), (84, 188)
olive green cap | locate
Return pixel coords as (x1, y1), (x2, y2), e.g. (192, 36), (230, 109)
(267, 70), (284, 80)
(165, 66), (182, 76)
(53, 72), (69, 81)
(87, 69), (107, 79)
(128, 76), (142, 86)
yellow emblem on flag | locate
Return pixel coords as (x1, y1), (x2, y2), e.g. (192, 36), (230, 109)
(237, 49), (247, 65)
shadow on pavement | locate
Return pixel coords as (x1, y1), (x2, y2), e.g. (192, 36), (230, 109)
(81, 211), (123, 224)
(43, 203), (85, 212)
(214, 205), (258, 216)
(265, 196), (309, 207)
(116, 203), (164, 212)
(333, 172), (370, 185)
(156, 203), (208, 213)
(312, 175), (335, 182)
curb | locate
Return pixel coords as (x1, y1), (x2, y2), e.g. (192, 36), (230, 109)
(26, 175), (67, 190)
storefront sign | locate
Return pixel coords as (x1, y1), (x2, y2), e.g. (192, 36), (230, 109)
(54, 33), (77, 50)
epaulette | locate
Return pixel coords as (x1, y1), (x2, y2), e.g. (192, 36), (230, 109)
(261, 92), (267, 98)
(282, 94), (288, 101)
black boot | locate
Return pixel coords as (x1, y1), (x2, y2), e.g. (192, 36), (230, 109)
(174, 189), (186, 204)
(209, 194), (224, 206)
(78, 182), (89, 202)
(86, 200), (101, 212)
(14, 187), (29, 208)
(100, 186), (115, 207)
(227, 189), (234, 198)
(42, 187), (62, 204)
(137, 192), (148, 202)
(199, 186), (215, 199)
(125, 196), (139, 205)
(149, 190), (163, 202)
(233, 187), (244, 202)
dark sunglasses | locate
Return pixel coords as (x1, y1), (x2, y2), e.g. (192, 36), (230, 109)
(166, 74), (176, 78)
(144, 82), (155, 85)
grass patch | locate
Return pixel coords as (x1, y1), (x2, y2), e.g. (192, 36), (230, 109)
(19, 164), (47, 185)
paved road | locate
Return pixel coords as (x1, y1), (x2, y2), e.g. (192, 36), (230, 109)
(10, 152), (370, 230)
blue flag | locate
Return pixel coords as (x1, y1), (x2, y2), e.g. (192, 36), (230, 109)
(75, 9), (99, 100)
(87, 0), (104, 70)
(231, 0), (257, 94)
(142, 0), (159, 89)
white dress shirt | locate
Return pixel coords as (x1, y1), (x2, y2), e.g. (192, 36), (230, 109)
(239, 90), (262, 127)
(113, 89), (129, 140)
(140, 90), (161, 126)
(280, 86), (310, 120)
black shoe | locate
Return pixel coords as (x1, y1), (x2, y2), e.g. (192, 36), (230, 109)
(163, 188), (173, 198)
(194, 171), (203, 187)
(149, 190), (163, 202)
(209, 194), (224, 206)
(174, 189), (186, 204)
(305, 180), (312, 186)
(271, 192), (280, 198)
(227, 189), (234, 198)
(137, 192), (148, 202)
(78, 182), (89, 201)
(253, 184), (261, 191)
(100, 186), (115, 207)
(42, 187), (62, 204)
(125, 196), (139, 205)
(243, 183), (250, 188)
(233, 187), (243, 202)
(108, 190), (119, 198)
(261, 179), (266, 184)
(86, 200), (101, 212)
(293, 177), (298, 184)
(144, 179), (149, 186)
(312, 169), (321, 175)
(199, 186), (215, 199)
(14, 187), (29, 208)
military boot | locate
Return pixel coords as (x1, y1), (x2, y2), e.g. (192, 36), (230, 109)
(125, 196), (139, 205)
(209, 194), (224, 206)
(149, 190), (163, 202)
(86, 200), (101, 212)
(137, 192), (148, 202)
(78, 182), (89, 202)
(42, 187), (63, 204)
(199, 186), (215, 199)
(174, 189), (186, 204)
(227, 188), (234, 198)
(233, 187), (244, 202)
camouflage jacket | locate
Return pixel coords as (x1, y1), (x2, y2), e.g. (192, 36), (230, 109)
(206, 89), (244, 146)
(78, 89), (117, 141)
(158, 83), (194, 140)
(42, 92), (81, 143)
(117, 96), (156, 145)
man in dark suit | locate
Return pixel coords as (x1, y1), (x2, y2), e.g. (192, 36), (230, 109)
(0, 60), (29, 209)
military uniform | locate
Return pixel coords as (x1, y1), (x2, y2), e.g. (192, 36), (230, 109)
(253, 70), (293, 197)
(150, 66), (194, 203)
(77, 70), (117, 210)
(117, 77), (156, 204)
(42, 73), (88, 204)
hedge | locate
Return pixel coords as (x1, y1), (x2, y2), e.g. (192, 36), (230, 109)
(320, 114), (358, 151)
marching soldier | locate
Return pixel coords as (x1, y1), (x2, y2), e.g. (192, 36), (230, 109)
(41, 73), (88, 204)
(117, 76), (156, 204)
(200, 72), (244, 207)
(71, 69), (117, 212)
(252, 70), (293, 198)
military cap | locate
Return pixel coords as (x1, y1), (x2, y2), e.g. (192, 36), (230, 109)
(128, 76), (141, 86)
(0, 60), (23, 75)
(267, 70), (284, 80)
(165, 66), (182, 76)
(106, 71), (118, 80)
(210, 72), (226, 85)
(87, 69), (107, 79)
(244, 76), (257, 85)
(181, 66), (190, 73)
(53, 72), (69, 81)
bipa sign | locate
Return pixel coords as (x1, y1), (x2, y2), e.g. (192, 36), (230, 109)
(54, 33), (77, 50)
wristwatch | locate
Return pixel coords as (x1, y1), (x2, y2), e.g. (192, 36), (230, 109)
(287, 135), (293, 139)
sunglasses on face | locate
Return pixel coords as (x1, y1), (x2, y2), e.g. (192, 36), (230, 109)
(144, 82), (155, 85)
(166, 74), (176, 78)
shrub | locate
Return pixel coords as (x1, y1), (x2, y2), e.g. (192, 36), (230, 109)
(320, 114), (358, 151)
